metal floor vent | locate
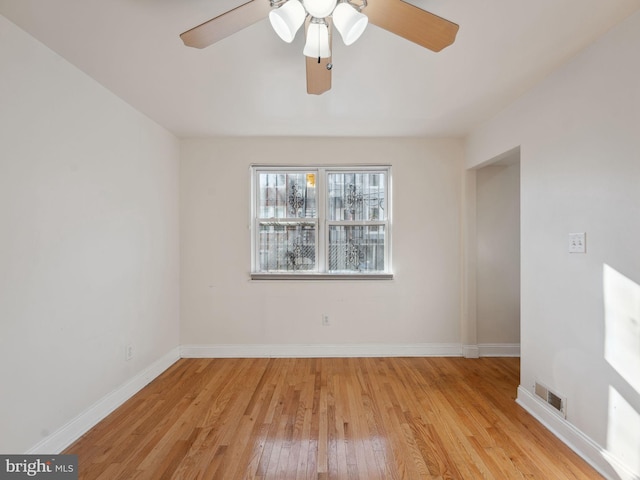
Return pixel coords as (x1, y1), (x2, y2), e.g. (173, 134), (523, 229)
(534, 381), (566, 418)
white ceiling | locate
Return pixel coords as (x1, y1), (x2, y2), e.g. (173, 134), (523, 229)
(1, 0), (638, 138)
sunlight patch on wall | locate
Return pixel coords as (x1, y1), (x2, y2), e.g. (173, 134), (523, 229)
(603, 264), (640, 479)
(603, 264), (640, 393)
(604, 386), (640, 479)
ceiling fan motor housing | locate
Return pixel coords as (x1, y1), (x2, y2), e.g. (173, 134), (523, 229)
(303, 0), (337, 18)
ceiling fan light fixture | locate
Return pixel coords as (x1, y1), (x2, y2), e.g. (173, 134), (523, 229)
(303, 19), (331, 59)
(303, 0), (337, 19)
(332, 2), (368, 46)
(269, 0), (306, 43)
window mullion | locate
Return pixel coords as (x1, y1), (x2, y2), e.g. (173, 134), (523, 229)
(317, 167), (327, 272)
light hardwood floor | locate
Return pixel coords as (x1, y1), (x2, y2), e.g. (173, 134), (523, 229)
(65, 357), (602, 479)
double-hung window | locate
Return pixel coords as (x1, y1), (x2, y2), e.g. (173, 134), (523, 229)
(251, 166), (392, 279)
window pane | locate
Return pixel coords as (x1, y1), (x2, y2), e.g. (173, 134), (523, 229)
(327, 172), (386, 221)
(258, 172), (317, 219)
(258, 222), (316, 272)
(328, 225), (385, 272)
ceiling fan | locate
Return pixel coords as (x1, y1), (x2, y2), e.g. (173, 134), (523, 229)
(180, 0), (459, 95)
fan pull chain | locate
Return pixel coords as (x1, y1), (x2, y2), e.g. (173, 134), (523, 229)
(317, 23), (321, 64)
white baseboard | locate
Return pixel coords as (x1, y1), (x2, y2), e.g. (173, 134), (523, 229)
(464, 344), (520, 358)
(27, 347), (181, 454)
(478, 343), (520, 357)
(180, 343), (463, 358)
(516, 386), (639, 480)
(463, 345), (480, 358)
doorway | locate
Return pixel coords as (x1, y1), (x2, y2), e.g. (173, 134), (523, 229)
(465, 148), (521, 357)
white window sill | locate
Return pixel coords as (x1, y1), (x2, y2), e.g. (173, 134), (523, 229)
(251, 273), (394, 281)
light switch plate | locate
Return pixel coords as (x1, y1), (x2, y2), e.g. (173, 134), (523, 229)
(568, 232), (586, 253)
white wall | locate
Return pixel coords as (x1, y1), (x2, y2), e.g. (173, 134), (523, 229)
(467, 11), (640, 478)
(475, 161), (520, 345)
(180, 137), (464, 353)
(0, 15), (180, 453)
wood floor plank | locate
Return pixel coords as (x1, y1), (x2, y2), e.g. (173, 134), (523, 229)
(65, 357), (603, 479)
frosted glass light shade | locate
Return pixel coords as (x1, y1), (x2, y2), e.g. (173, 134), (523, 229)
(269, 0), (306, 43)
(332, 2), (368, 45)
(303, 22), (331, 58)
(303, 0), (336, 18)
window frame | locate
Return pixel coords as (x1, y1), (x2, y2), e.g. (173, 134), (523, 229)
(250, 165), (393, 280)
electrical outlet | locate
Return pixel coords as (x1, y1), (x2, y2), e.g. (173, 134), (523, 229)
(125, 344), (134, 361)
(568, 232), (586, 253)
(322, 314), (330, 326)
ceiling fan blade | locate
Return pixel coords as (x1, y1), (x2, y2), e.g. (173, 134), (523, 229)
(364, 0), (459, 52)
(180, 0), (271, 49)
(306, 23), (332, 95)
